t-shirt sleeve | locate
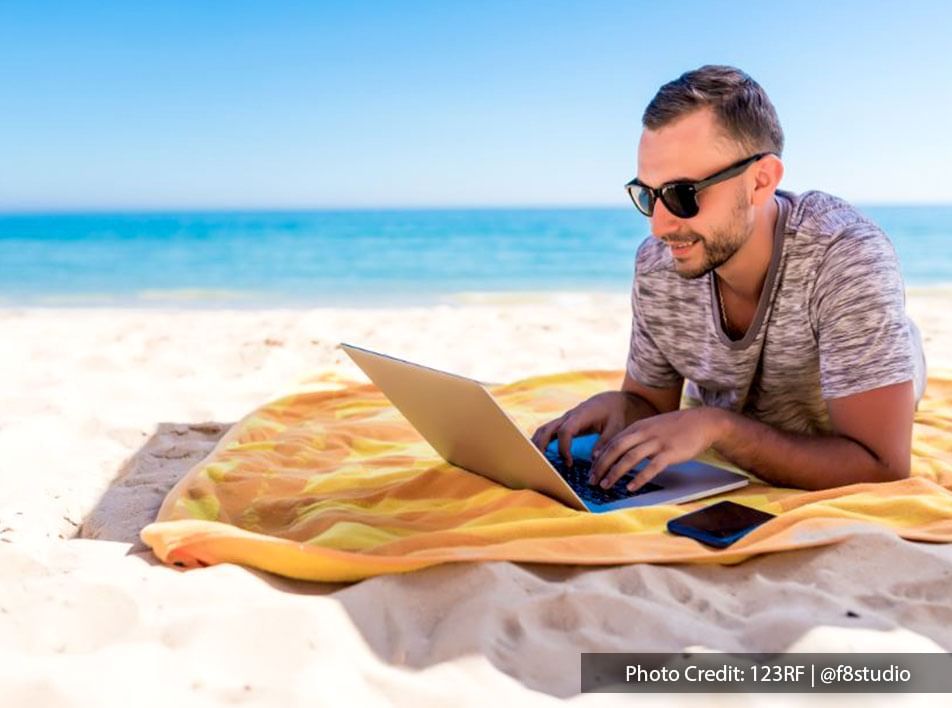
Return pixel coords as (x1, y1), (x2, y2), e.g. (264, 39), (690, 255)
(811, 225), (916, 399)
(626, 263), (683, 388)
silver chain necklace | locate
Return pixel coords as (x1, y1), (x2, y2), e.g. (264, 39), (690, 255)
(716, 279), (732, 333)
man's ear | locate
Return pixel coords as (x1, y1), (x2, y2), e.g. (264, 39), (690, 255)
(751, 154), (784, 207)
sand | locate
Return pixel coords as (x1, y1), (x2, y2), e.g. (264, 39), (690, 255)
(1, 290), (951, 706)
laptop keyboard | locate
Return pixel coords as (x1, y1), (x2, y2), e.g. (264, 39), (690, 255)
(548, 456), (662, 505)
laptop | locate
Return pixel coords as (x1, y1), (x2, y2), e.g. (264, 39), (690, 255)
(340, 343), (748, 513)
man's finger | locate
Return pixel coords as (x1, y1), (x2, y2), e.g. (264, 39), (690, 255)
(589, 429), (636, 484)
(626, 453), (671, 492)
(591, 417), (624, 459)
(530, 425), (546, 450)
(599, 443), (656, 489)
(531, 417), (562, 452)
(556, 421), (581, 467)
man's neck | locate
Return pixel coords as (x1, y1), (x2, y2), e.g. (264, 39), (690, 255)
(715, 196), (779, 303)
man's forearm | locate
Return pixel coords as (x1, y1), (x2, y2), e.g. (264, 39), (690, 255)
(622, 392), (663, 426)
(705, 408), (906, 490)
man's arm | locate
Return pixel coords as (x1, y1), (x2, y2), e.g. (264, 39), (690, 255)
(620, 370), (683, 424)
(707, 380), (915, 489)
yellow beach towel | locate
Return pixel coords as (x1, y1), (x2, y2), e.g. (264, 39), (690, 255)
(141, 371), (952, 582)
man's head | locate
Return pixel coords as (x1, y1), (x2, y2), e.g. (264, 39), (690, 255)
(634, 65), (784, 279)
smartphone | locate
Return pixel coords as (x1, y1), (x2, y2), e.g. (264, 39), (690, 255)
(666, 500), (775, 549)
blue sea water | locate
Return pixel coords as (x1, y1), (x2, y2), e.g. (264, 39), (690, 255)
(0, 205), (949, 308)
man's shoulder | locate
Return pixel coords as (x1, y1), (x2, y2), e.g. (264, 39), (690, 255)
(784, 189), (880, 242)
(782, 189), (898, 278)
(783, 191), (902, 295)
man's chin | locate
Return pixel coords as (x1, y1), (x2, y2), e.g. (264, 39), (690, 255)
(673, 261), (711, 280)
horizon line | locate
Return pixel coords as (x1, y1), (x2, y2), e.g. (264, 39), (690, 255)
(2, 199), (951, 217)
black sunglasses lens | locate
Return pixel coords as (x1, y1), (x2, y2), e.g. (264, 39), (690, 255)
(661, 184), (699, 218)
(627, 185), (654, 216)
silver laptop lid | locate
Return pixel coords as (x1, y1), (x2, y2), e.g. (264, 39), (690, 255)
(340, 343), (588, 510)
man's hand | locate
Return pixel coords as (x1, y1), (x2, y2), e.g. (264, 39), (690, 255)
(589, 408), (724, 491)
(530, 391), (633, 467)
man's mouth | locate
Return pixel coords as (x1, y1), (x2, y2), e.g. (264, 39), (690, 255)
(667, 237), (701, 257)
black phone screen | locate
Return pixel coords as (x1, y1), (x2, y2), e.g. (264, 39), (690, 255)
(670, 500), (775, 538)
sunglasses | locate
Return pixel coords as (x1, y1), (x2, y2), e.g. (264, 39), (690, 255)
(624, 152), (773, 219)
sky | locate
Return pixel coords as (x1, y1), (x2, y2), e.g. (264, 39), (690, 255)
(2, 1), (951, 210)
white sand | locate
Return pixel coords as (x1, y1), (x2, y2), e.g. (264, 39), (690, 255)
(1, 291), (951, 706)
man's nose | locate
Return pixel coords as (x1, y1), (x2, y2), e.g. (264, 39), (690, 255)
(649, 199), (682, 239)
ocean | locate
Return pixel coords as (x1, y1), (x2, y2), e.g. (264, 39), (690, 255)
(0, 205), (949, 308)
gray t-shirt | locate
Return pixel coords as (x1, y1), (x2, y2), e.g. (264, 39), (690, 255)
(626, 188), (927, 435)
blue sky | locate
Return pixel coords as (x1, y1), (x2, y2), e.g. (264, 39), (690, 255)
(2, 1), (950, 210)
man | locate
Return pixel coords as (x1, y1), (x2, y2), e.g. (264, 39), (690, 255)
(531, 65), (927, 495)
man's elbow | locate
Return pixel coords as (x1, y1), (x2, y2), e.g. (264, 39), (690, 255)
(874, 456), (910, 483)
(824, 458), (909, 489)
(840, 433), (911, 483)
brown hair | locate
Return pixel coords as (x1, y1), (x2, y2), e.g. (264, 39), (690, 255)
(643, 65), (784, 156)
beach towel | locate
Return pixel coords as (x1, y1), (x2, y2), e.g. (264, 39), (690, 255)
(141, 370), (952, 582)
